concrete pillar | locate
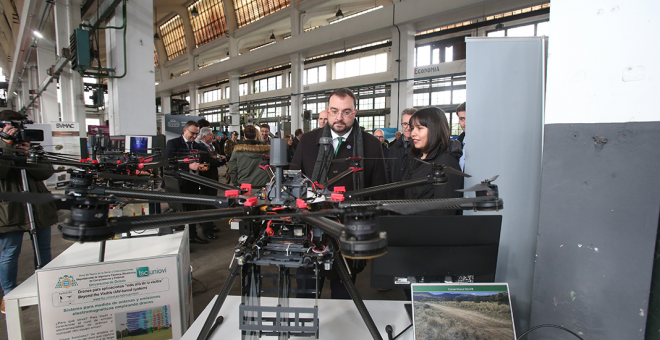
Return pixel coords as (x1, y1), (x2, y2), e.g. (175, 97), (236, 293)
(27, 66), (38, 119)
(105, 0), (157, 136)
(188, 83), (198, 116)
(290, 53), (303, 134)
(223, 0), (238, 34)
(36, 45), (60, 124)
(54, 0), (85, 128)
(161, 93), (171, 115)
(229, 36), (239, 57)
(290, 3), (302, 37)
(21, 82), (30, 115)
(228, 71), (240, 133)
(389, 24), (415, 129)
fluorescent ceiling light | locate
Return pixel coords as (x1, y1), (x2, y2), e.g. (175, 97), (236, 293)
(33, 31), (43, 38)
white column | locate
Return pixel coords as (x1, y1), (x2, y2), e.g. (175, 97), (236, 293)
(54, 0), (85, 127)
(188, 83), (198, 116)
(36, 45), (60, 124)
(228, 71), (240, 132)
(290, 3), (301, 37)
(389, 24), (415, 129)
(105, 0), (157, 136)
(290, 53), (303, 134)
(28, 66), (39, 119)
(161, 93), (171, 115)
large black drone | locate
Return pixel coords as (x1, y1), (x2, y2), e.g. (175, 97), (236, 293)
(0, 138), (503, 340)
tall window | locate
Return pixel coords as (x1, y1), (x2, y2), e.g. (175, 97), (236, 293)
(233, 0), (290, 27)
(414, 37), (466, 67)
(160, 15), (187, 60)
(202, 88), (222, 103)
(253, 75), (282, 93)
(189, 0), (228, 47)
(487, 21), (550, 37)
(413, 74), (466, 136)
(335, 53), (387, 79)
(239, 83), (249, 96)
(303, 65), (327, 85)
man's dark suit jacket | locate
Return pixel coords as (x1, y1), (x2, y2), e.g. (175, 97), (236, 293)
(291, 136), (300, 152)
(165, 136), (205, 190)
(198, 142), (224, 181)
(289, 127), (388, 195)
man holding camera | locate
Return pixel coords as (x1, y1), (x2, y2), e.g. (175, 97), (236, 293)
(0, 110), (58, 313)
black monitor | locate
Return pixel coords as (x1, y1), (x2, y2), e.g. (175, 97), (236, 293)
(370, 215), (502, 289)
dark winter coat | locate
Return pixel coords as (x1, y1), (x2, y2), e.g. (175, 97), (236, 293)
(228, 140), (270, 187)
(0, 140), (59, 233)
(386, 137), (412, 199)
(289, 126), (388, 196)
(402, 139), (464, 214)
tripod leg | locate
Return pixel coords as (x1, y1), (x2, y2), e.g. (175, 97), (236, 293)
(21, 169), (42, 268)
(278, 266), (290, 340)
(241, 264), (260, 340)
(197, 258), (241, 340)
(330, 238), (383, 340)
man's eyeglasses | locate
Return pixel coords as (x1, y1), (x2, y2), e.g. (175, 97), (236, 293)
(186, 128), (199, 136)
(328, 109), (356, 117)
(401, 122), (410, 128)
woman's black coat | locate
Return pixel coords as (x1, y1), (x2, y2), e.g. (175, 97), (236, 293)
(402, 139), (464, 214)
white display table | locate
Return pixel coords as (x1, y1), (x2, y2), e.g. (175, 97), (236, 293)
(4, 231), (188, 340)
(183, 295), (413, 340)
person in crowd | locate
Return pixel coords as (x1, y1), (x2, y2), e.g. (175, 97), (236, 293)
(0, 110), (58, 313)
(165, 120), (209, 244)
(402, 107), (463, 210)
(284, 135), (295, 163)
(456, 102), (466, 171)
(214, 131), (227, 156)
(290, 88), (387, 300)
(395, 131), (402, 140)
(228, 125), (270, 188)
(224, 131), (238, 184)
(317, 110), (328, 129)
(387, 108), (417, 198)
(373, 129), (389, 158)
(260, 124), (271, 145)
(291, 129), (303, 152)
(196, 127), (226, 239)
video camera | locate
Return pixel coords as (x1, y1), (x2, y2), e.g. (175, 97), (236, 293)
(0, 119), (45, 143)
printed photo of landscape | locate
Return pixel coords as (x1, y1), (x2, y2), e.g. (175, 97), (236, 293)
(413, 290), (515, 340)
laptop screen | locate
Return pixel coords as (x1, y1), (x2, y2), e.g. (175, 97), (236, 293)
(411, 283), (516, 340)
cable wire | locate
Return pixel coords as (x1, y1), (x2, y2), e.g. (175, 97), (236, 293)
(517, 324), (585, 340)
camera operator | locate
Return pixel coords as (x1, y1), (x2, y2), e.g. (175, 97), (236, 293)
(0, 110), (58, 313)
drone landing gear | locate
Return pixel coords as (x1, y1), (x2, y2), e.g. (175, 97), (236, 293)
(197, 246), (383, 340)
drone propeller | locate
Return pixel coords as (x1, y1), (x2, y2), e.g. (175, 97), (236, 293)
(95, 172), (155, 181)
(341, 196), (495, 215)
(412, 158), (471, 178)
(457, 175), (500, 192)
(0, 192), (70, 205)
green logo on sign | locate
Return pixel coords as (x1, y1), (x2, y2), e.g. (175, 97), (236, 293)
(137, 267), (150, 277)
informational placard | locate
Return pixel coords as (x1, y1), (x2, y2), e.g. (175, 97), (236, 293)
(37, 256), (183, 340)
(50, 121), (81, 185)
(88, 125), (110, 136)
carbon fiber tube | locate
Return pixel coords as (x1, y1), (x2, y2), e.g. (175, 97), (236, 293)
(298, 215), (343, 239)
(108, 207), (246, 232)
(324, 168), (355, 188)
(170, 170), (237, 191)
(100, 187), (225, 207)
(345, 177), (430, 199)
(197, 259), (241, 340)
(330, 238), (383, 340)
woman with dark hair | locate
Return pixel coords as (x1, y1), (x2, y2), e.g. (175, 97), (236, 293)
(402, 107), (464, 213)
